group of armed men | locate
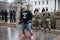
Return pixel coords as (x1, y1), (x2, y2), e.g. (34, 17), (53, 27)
(0, 9), (16, 23)
(32, 8), (56, 31)
(0, 8), (56, 31)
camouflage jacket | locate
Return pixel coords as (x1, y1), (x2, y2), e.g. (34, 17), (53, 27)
(34, 11), (41, 19)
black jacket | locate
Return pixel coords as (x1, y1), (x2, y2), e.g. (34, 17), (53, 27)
(4, 10), (8, 16)
(10, 10), (13, 16)
(1, 10), (4, 16)
(13, 10), (16, 16)
(20, 10), (33, 23)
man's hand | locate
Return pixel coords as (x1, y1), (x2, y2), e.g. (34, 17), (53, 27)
(18, 20), (23, 24)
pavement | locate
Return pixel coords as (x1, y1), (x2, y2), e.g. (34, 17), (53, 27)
(0, 20), (60, 40)
(0, 26), (60, 40)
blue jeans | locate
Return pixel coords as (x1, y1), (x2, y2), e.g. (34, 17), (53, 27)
(22, 23), (31, 31)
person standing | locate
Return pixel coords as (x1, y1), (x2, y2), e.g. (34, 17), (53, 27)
(1, 10), (5, 21)
(19, 6), (34, 40)
(0, 10), (1, 16)
(13, 10), (16, 22)
(9, 10), (13, 23)
(4, 10), (8, 22)
(33, 9), (41, 30)
(42, 8), (45, 12)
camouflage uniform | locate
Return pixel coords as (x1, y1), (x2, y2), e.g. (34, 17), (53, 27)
(32, 11), (41, 30)
(41, 11), (51, 31)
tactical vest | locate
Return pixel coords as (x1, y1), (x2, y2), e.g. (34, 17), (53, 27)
(34, 11), (41, 19)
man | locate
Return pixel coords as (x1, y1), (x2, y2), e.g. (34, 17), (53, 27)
(41, 8), (51, 32)
(33, 9), (41, 30)
(34, 9), (41, 19)
(9, 10), (13, 23)
(1, 10), (5, 21)
(20, 6), (33, 40)
(13, 10), (16, 22)
(42, 8), (45, 13)
(4, 10), (8, 22)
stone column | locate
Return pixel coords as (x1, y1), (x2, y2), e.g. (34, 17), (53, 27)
(56, 0), (58, 11)
(16, 0), (22, 30)
(16, 3), (21, 20)
(16, 0), (22, 21)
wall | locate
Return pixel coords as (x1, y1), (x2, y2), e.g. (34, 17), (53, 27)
(0, 1), (8, 10)
(30, 0), (55, 12)
(58, 0), (60, 10)
(0, 0), (7, 2)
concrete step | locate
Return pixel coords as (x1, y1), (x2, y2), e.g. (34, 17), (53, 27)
(0, 22), (16, 28)
(8, 23), (16, 27)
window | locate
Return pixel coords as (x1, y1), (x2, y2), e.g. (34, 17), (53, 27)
(35, 1), (37, 5)
(39, 8), (40, 10)
(38, 1), (40, 5)
(50, 0), (52, 1)
(46, 0), (48, 4)
(42, 0), (44, 4)
(22, 0), (26, 1)
(31, 1), (33, 3)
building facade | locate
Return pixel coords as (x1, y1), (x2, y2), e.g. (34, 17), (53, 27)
(30, 0), (59, 12)
(20, 0), (30, 6)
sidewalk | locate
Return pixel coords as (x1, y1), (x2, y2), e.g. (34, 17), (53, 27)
(53, 35), (60, 40)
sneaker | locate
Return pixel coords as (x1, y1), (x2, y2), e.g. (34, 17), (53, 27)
(31, 35), (34, 40)
(21, 34), (25, 38)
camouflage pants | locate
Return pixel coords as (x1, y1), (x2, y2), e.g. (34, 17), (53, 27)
(32, 18), (41, 30)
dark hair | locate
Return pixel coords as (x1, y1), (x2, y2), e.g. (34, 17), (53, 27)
(42, 8), (45, 12)
(46, 8), (48, 11)
(34, 8), (39, 13)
